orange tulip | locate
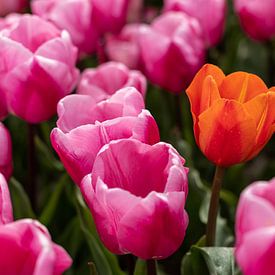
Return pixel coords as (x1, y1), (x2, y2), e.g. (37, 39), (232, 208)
(186, 64), (275, 167)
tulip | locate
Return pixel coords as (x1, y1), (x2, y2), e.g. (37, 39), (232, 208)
(127, 0), (143, 23)
(0, 123), (12, 181)
(105, 24), (146, 70)
(138, 12), (205, 93)
(32, 0), (98, 55)
(0, 0), (27, 16)
(164, 0), (227, 47)
(56, 87), (145, 133)
(78, 62), (147, 101)
(235, 178), (275, 275)
(0, 14), (79, 123)
(186, 64), (275, 167)
(234, 0), (275, 41)
(0, 88), (7, 120)
(80, 139), (189, 259)
(51, 110), (160, 185)
(0, 173), (13, 225)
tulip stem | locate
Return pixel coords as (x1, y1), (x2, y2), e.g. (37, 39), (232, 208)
(174, 94), (183, 133)
(146, 259), (157, 275)
(266, 40), (275, 86)
(27, 123), (37, 211)
(205, 166), (225, 246)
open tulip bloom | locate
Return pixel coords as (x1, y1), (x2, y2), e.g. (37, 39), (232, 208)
(186, 64), (275, 167)
(80, 139), (189, 259)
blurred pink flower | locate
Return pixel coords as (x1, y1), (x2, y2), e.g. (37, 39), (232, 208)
(0, 0), (27, 16)
(139, 12), (205, 93)
(127, 0), (143, 23)
(78, 61), (147, 101)
(0, 14), (79, 123)
(32, 0), (98, 55)
(234, 0), (275, 41)
(0, 123), (12, 181)
(81, 139), (189, 259)
(235, 178), (275, 275)
(164, 0), (227, 47)
(105, 24), (147, 70)
(0, 174), (13, 225)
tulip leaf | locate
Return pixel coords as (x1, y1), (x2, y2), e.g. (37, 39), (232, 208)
(9, 177), (36, 219)
(181, 246), (234, 275)
(133, 259), (146, 275)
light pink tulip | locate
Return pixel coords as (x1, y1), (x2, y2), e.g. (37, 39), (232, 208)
(56, 87), (145, 133)
(0, 0), (27, 16)
(80, 139), (189, 259)
(78, 62), (146, 101)
(105, 24), (147, 70)
(234, 0), (275, 41)
(51, 110), (160, 185)
(0, 174), (13, 225)
(235, 178), (275, 275)
(0, 14), (79, 123)
(138, 12), (205, 94)
(0, 123), (12, 181)
(32, 0), (98, 55)
(164, 0), (227, 47)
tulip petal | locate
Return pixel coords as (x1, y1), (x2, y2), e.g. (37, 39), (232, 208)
(0, 174), (13, 225)
(198, 99), (257, 166)
(118, 191), (188, 259)
(219, 71), (268, 103)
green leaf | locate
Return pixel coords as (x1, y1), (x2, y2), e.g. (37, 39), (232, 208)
(9, 177), (35, 219)
(134, 259), (146, 275)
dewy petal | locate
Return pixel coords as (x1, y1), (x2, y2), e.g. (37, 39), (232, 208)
(219, 71), (268, 103)
(0, 173), (13, 225)
(198, 99), (257, 166)
(117, 191), (188, 259)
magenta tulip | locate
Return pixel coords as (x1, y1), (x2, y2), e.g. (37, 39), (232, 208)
(78, 62), (146, 101)
(0, 14), (79, 123)
(32, 0), (98, 55)
(51, 110), (159, 185)
(127, 0), (143, 23)
(56, 87), (145, 133)
(0, 174), (13, 225)
(164, 0), (227, 47)
(234, 0), (275, 41)
(80, 139), (189, 259)
(0, 88), (7, 120)
(0, 123), (12, 181)
(0, 0), (27, 16)
(105, 24), (147, 70)
(235, 178), (275, 275)
(138, 12), (205, 93)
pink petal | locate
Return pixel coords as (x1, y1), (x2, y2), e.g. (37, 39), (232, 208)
(0, 173), (13, 225)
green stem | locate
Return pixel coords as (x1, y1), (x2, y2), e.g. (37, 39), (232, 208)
(266, 40), (275, 86)
(174, 94), (183, 133)
(146, 259), (157, 275)
(205, 166), (225, 246)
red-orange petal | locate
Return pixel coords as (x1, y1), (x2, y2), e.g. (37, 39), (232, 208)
(219, 72), (268, 103)
(197, 99), (257, 166)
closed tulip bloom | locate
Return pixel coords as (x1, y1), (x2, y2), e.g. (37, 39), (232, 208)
(235, 178), (275, 275)
(0, 88), (7, 120)
(78, 62), (147, 101)
(139, 12), (205, 93)
(0, 14), (79, 123)
(81, 139), (189, 259)
(0, 174), (13, 225)
(57, 87), (145, 133)
(186, 64), (275, 167)
(0, 0), (27, 16)
(32, 0), (98, 55)
(51, 110), (160, 184)
(0, 123), (12, 181)
(164, 0), (227, 47)
(234, 0), (275, 41)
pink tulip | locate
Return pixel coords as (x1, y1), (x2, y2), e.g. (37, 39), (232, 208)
(0, 14), (79, 123)
(51, 110), (160, 185)
(105, 24), (147, 70)
(0, 0), (27, 16)
(234, 0), (275, 41)
(78, 62), (147, 101)
(127, 0), (143, 23)
(138, 12), (205, 94)
(0, 123), (12, 181)
(32, 0), (98, 55)
(0, 174), (13, 225)
(235, 178), (275, 275)
(56, 87), (145, 133)
(164, 0), (227, 47)
(80, 139), (189, 259)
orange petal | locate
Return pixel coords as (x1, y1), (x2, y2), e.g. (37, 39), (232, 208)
(197, 99), (257, 166)
(219, 72), (268, 103)
(186, 64), (225, 117)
